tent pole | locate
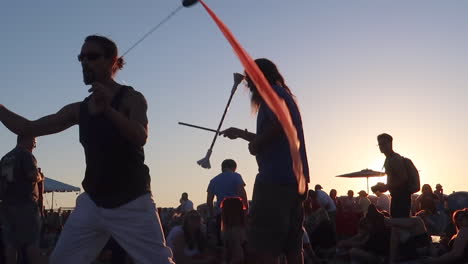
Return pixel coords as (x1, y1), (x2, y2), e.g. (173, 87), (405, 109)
(51, 192), (54, 211)
(367, 177), (369, 194)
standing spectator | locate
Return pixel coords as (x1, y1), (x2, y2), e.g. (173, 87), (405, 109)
(371, 182), (390, 213)
(0, 136), (42, 264)
(206, 159), (248, 215)
(178, 192), (194, 214)
(37, 168), (45, 220)
(377, 133), (412, 218)
(378, 133), (419, 262)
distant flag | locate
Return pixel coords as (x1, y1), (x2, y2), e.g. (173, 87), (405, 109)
(198, 0), (307, 195)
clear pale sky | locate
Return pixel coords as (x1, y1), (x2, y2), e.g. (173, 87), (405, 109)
(1, 0), (467, 209)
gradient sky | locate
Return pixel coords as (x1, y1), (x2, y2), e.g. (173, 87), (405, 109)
(1, 0), (467, 209)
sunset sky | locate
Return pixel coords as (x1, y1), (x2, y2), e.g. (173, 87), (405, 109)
(1, 0), (467, 209)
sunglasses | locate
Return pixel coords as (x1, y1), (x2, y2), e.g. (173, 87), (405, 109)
(77, 52), (103, 62)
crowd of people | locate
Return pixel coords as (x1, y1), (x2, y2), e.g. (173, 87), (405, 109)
(0, 34), (467, 264)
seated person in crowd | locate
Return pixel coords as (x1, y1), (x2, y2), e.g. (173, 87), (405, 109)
(384, 212), (432, 261)
(416, 184), (439, 215)
(423, 208), (468, 263)
(345, 205), (391, 263)
(306, 208), (337, 258)
(166, 210), (216, 264)
(302, 226), (320, 264)
(357, 190), (371, 217)
(371, 182), (390, 213)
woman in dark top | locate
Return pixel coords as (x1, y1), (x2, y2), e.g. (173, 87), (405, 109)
(416, 184), (439, 215)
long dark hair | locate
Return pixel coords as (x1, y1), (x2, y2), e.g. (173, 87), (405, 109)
(220, 197), (245, 231)
(246, 58), (293, 112)
(182, 210), (206, 251)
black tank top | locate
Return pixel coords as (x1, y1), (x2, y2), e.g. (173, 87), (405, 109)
(79, 86), (151, 208)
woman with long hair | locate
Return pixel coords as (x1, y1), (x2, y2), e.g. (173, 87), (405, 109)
(423, 208), (468, 263)
(416, 184), (439, 214)
(220, 197), (247, 264)
(166, 210), (216, 264)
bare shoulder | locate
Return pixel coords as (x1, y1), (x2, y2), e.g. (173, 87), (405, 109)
(120, 87), (148, 125)
(59, 102), (81, 124)
(122, 88), (148, 109)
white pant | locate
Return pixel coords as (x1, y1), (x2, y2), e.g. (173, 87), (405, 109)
(50, 193), (174, 264)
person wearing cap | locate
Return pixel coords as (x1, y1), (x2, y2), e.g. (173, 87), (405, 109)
(371, 182), (390, 213)
(314, 184), (337, 235)
(357, 190), (371, 217)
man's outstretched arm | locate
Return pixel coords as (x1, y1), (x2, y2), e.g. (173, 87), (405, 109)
(0, 103), (80, 137)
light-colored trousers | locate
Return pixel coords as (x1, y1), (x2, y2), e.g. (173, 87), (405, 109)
(50, 192), (174, 264)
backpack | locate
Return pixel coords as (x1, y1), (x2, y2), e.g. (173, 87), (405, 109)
(403, 157), (420, 194)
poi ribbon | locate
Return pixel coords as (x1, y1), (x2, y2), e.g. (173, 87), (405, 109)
(198, 0), (307, 195)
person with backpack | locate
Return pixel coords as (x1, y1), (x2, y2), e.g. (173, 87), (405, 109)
(377, 133), (420, 218)
(378, 133), (421, 263)
(0, 135), (42, 264)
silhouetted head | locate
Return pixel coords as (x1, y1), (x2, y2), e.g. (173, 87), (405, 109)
(181, 192), (188, 201)
(308, 190), (317, 200)
(329, 189), (337, 199)
(347, 190), (354, 198)
(314, 184), (323, 191)
(79, 35), (125, 85)
(17, 135), (36, 152)
(377, 133), (393, 155)
(182, 210), (206, 251)
(435, 184), (443, 192)
(221, 159), (237, 172)
(421, 184), (433, 195)
(366, 204), (386, 231)
(371, 182), (388, 196)
(245, 58), (292, 111)
(183, 210), (201, 232)
(220, 197), (245, 231)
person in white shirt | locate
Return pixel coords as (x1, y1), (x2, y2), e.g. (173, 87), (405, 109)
(178, 192), (194, 214)
(314, 185), (336, 213)
(371, 182), (391, 213)
(357, 190), (371, 216)
(314, 184), (337, 238)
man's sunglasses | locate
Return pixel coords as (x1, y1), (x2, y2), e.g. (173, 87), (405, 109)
(77, 52), (103, 62)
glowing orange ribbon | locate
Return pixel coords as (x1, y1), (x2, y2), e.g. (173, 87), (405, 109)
(198, 0), (306, 195)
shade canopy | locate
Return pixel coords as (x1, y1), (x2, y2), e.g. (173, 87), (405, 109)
(44, 177), (81, 193)
(336, 169), (386, 193)
(336, 169), (386, 178)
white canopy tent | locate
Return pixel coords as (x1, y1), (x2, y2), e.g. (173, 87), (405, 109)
(44, 177), (81, 209)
